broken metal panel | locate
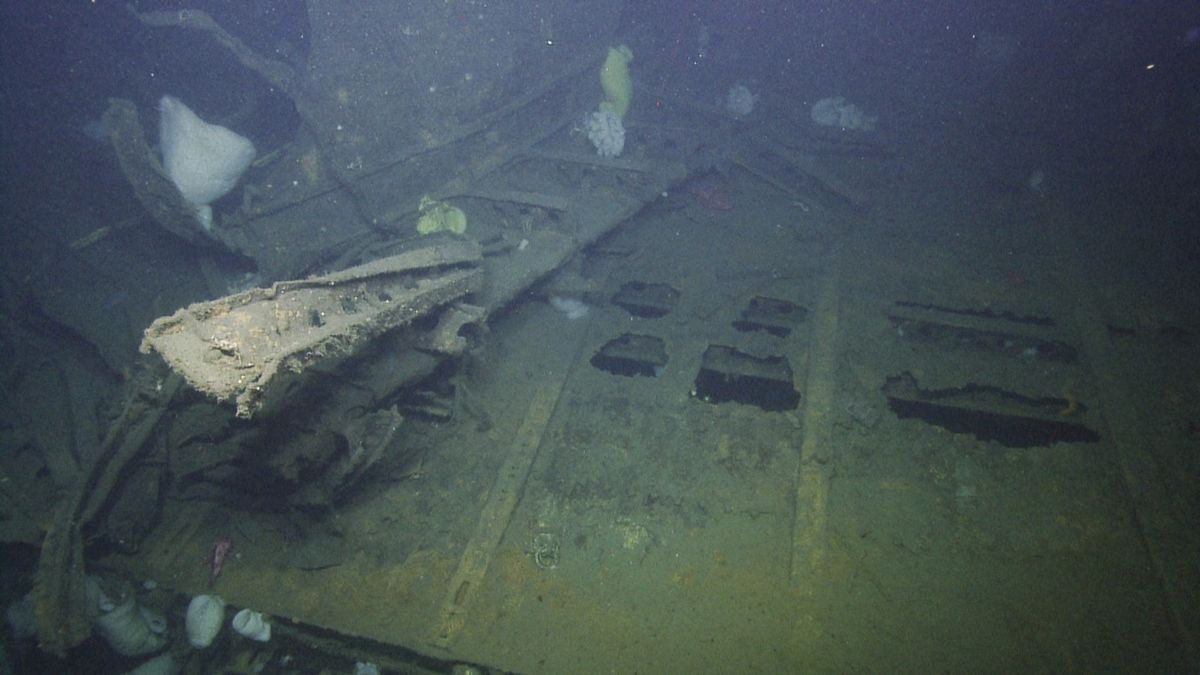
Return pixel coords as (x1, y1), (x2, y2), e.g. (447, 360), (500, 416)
(420, 303), (487, 355)
(888, 300), (1077, 364)
(290, 406), (404, 506)
(692, 345), (800, 412)
(141, 240), (483, 418)
(102, 98), (221, 247)
(880, 298), (1095, 446)
(299, 3), (616, 173)
(883, 372), (1100, 447)
(889, 313), (1078, 363)
(733, 296), (809, 337)
(610, 282), (680, 318)
(125, 6), (618, 281)
(589, 334), (668, 377)
(893, 300), (1056, 327)
(883, 372), (1082, 421)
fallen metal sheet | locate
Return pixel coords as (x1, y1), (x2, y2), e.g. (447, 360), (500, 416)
(141, 240), (482, 418)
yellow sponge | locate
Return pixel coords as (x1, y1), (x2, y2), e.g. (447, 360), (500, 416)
(415, 196), (467, 235)
(599, 45), (633, 118)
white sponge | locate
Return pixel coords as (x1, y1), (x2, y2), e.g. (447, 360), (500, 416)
(159, 95), (255, 228)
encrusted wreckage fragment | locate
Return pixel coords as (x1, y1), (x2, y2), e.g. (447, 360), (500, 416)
(142, 240), (484, 418)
